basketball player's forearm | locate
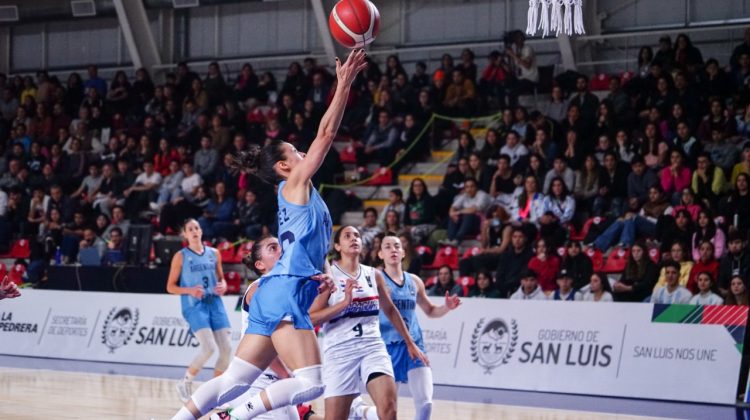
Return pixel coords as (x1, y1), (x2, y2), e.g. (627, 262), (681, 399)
(310, 300), (348, 326)
(383, 305), (416, 346)
(317, 83), (350, 142)
(426, 305), (451, 318)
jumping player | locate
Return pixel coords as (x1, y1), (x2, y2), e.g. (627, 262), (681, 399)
(309, 226), (428, 420)
(172, 49), (368, 420)
(379, 235), (461, 420)
(166, 218), (232, 403)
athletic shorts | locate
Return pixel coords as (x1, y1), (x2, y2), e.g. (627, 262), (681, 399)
(322, 338), (394, 398)
(247, 275), (319, 336)
(182, 295), (231, 333)
(386, 339), (426, 383)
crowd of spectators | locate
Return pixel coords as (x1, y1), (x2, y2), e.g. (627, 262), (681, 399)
(0, 28), (749, 306)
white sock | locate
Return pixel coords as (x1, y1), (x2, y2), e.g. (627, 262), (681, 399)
(190, 357), (263, 415)
(172, 406), (195, 420)
(407, 367), (433, 420)
(358, 405), (380, 420)
(229, 365), (324, 419)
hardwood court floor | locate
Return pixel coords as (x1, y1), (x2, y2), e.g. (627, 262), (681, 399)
(0, 367), (674, 420)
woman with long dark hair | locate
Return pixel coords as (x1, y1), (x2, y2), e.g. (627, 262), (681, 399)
(173, 50), (377, 420)
(613, 242), (658, 302)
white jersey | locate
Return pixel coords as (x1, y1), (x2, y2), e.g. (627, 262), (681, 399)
(321, 263), (381, 354)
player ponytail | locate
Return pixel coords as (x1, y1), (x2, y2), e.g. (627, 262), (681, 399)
(231, 141), (287, 184)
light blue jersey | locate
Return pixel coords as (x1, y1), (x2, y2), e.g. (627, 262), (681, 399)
(266, 180), (332, 280)
(379, 271), (423, 345)
(179, 246), (230, 332)
(248, 181), (333, 336)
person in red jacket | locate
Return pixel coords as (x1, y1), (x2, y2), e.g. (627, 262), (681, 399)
(687, 241), (720, 294)
(527, 237), (561, 292)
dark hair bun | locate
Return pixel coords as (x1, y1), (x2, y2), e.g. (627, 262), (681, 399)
(231, 144), (261, 172)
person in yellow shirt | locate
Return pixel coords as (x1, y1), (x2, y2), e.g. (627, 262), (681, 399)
(443, 69), (476, 117)
(730, 143), (750, 186)
(692, 152), (729, 206)
(653, 241), (694, 293)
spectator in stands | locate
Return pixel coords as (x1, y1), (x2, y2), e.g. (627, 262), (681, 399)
(496, 227), (533, 297)
(443, 69), (476, 117)
(193, 135), (219, 183)
(692, 152), (729, 207)
(452, 131), (476, 163)
(479, 51), (509, 110)
(510, 269), (545, 300)
(725, 275), (750, 305)
(541, 177), (575, 244)
(652, 260), (693, 304)
(593, 185), (670, 251)
(78, 226), (106, 261)
(92, 162), (124, 218)
(361, 232), (383, 269)
(382, 209), (401, 235)
(508, 175), (545, 240)
(410, 61), (430, 91)
(731, 144), (750, 185)
(505, 31), (538, 106)
(500, 130), (528, 168)
(39, 207), (63, 259)
(731, 28), (750, 71)
(103, 205), (130, 242)
(445, 178), (491, 244)
(234, 189), (263, 240)
(569, 75), (599, 128)
(673, 33), (704, 74)
(47, 184), (76, 223)
(580, 272), (614, 302)
(529, 127), (557, 165)
(573, 154), (600, 215)
(70, 163), (102, 205)
(154, 138), (180, 177)
(488, 154), (518, 209)
(459, 204), (511, 277)
(107, 71), (131, 116)
(551, 270), (580, 301)
(660, 149), (692, 205)
(429, 265), (463, 297)
(123, 161), (161, 219)
(613, 241), (658, 302)
(361, 110), (399, 166)
(655, 241), (694, 293)
(594, 151), (629, 217)
(0, 87), (18, 123)
(197, 181), (235, 240)
(672, 187), (701, 221)
(102, 226), (125, 266)
(397, 231), (422, 275)
(672, 122), (701, 167)
(84, 65), (107, 97)
(467, 152), (489, 186)
(543, 157), (575, 194)
(358, 207), (383, 251)
(626, 155), (658, 211)
(718, 231), (750, 296)
(152, 160), (184, 212)
(377, 188), (405, 227)
(439, 159), (470, 212)
(404, 178), (437, 245)
(527, 238), (560, 293)
(688, 241), (720, 294)
(468, 270), (500, 298)
(719, 173), (750, 235)
(691, 210), (725, 261)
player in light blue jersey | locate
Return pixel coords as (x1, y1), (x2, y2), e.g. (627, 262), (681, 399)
(174, 49), (368, 420)
(167, 218), (231, 403)
(379, 235), (461, 420)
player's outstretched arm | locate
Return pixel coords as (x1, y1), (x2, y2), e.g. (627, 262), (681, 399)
(414, 274), (461, 318)
(287, 49), (367, 189)
(375, 271), (430, 366)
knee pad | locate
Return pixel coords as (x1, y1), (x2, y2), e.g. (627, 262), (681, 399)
(191, 357), (262, 414)
(289, 365), (325, 405)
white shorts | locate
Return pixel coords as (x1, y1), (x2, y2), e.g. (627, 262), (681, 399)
(322, 338), (394, 399)
(225, 371), (300, 420)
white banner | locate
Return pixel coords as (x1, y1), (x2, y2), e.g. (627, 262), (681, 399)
(0, 291), (745, 404)
(417, 298), (746, 405)
(0, 290), (244, 367)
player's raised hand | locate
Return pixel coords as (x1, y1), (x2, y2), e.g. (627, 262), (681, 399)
(445, 291), (461, 310)
(342, 278), (357, 304)
(407, 341), (430, 367)
(214, 280), (227, 296)
(336, 48), (368, 86)
(311, 272), (335, 294)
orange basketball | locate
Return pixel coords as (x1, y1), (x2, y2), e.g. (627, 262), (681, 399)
(328, 0), (380, 49)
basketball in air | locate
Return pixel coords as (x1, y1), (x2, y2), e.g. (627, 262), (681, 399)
(328, 0), (380, 49)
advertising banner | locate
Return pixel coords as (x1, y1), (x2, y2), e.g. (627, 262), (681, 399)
(417, 298), (747, 405)
(0, 290), (243, 367)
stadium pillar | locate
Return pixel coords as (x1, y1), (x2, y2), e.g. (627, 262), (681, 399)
(557, 34), (577, 71)
(310, 0), (342, 66)
(0, 26), (9, 74)
(112, 0), (162, 72)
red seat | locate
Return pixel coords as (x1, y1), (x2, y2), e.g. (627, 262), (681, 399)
(584, 247), (604, 271)
(424, 245), (459, 270)
(235, 241), (255, 265)
(461, 247), (482, 259)
(217, 240), (238, 263)
(457, 275), (475, 296)
(8, 264), (26, 285)
(339, 144), (357, 164)
(648, 247), (661, 264)
(149, 245), (156, 262)
(224, 271), (242, 294)
(415, 245), (433, 264)
(10, 239), (30, 259)
(424, 276), (437, 288)
(602, 247), (630, 274)
(366, 167), (393, 186)
(570, 217), (606, 241)
(590, 73), (611, 90)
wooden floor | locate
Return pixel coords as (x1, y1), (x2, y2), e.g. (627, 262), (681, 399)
(0, 367), (673, 420)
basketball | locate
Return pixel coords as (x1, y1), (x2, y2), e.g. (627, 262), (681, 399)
(328, 0), (380, 49)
